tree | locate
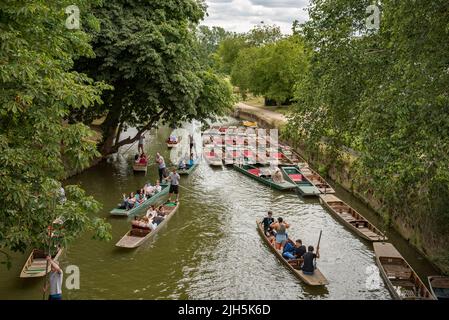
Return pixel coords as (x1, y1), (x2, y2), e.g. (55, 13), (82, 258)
(196, 25), (232, 70)
(288, 0), (449, 272)
(231, 35), (309, 105)
(76, 0), (234, 157)
(0, 0), (111, 267)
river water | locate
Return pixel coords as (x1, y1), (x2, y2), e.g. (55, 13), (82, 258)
(0, 120), (439, 300)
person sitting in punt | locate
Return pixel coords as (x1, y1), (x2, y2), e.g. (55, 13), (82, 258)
(156, 205), (166, 217)
(270, 217), (290, 251)
(169, 135), (177, 143)
(301, 245), (319, 275)
(152, 214), (164, 226)
(135, 190), (145, 206)
(154, 180), (162, 193)
(122, 192), (135, 210)
(139, 153), (148, 165)
(144, 183), (154, 197)
(283, 239), (306, 260)
(145, 205), (157, 219)
(272, 168), (285, 183)
(179, 159), (187, 170)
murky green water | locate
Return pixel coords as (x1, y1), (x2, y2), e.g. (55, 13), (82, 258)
(0, 120), (439, 300)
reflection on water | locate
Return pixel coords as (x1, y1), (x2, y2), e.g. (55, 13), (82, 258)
(0, 121), (438, 300)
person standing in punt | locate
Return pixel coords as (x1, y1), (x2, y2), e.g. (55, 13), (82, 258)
(44, 256), (63, 300)
(155, 152), (166, 182)
(270, 217), (290, 251)
(261, 211), (275, 235)
(166, 167), (180, 203)
(138, 134), (145, 154)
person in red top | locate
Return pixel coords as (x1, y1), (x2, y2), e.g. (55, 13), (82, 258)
(139, 153), (148, 165)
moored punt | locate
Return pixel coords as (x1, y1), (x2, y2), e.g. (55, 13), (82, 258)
(178, 160), (199, 176)
(373, 242), (435, 300)
(116, 202), (179, 249)
(428, 276), (449, 300)
(133, 163), (148, 173)
(242, 121), (258, 128)
(300, 166), (335, 194)
(20, 247), (63, 278)
(280, 166), (320, 197)
(267, 150), (294, 166)
(204, 150), (223, 167)
(319, 194), (386, 241)
(110, 183), (169, 217)
(232, 164), (296, 191)
(166, 140), (179, 148)
(256, 221), (328, 286)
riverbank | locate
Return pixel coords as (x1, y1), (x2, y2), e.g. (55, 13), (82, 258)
(234, 102), (447, 274)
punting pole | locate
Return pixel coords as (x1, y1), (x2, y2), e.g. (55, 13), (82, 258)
(315, 230), (322, 266)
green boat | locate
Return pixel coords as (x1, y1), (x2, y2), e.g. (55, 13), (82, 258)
(280, 166), (320, 197)
(178, 160), (199, 175)
(110, 183), (169, 217)
(232, 164), (296, 191)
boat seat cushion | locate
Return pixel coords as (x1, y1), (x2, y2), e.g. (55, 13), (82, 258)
(288, 174), (303, 182)
(248, 169), (260, 176)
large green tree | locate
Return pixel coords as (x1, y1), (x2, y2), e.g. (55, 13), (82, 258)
(0, 0), (111, 266)
(231, 35), (309, 105)
(75, 0), (234, 157)
(288, 0), (449, 271)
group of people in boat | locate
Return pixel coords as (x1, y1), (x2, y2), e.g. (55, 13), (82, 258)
(167, 134), (178, 144)
(261, 211), (320, 275)
(119, 180), (162, 210)
(131, 204), (168, 231)
(134, 152), (148, 166)
(178, 152), (195, 170)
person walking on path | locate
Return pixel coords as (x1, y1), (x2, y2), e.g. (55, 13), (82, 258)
(155, 152), (166, 182)
(138, 134), (145, 154)
(166, 167), (180, 203)
(44, 256), (63, 300)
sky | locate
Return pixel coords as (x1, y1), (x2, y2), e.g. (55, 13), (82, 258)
(201, 0), (310, 34)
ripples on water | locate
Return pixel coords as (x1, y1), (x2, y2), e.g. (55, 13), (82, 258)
(0, 125), (411, 300)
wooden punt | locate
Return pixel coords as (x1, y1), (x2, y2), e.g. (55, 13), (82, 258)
(233, 164), (296, 191)
(178, 161), (199, 176)
(299, 166), (335, 194)
(116, 202), (180, 248)
(167, 141), (179, 148)
(204, 150), (223, 167)
(242, 121), (258, 128)
(133, 163), (148, 173)
(20, 247), (63, 278)
(256, 221), (328, 286)
(281, 166), (321, 197)
(110, 183), (169, 216)
(428, 276), (449, 300)
(373, 242), (435, 300)
(319, 194), (386, 241)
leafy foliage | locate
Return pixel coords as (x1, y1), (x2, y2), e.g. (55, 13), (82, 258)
(0, 0), (112, 267)
(231, 35), (309, 105)
(287, 0), (449, 268)
(75, 0), (234, 156)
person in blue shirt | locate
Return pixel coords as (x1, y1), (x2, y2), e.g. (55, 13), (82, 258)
(283, 239), (306, 260)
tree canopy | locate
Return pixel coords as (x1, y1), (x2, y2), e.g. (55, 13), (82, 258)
(75, 0), (234, 156)
(0, 0), (111, 266)
(287, 0), (449, 271)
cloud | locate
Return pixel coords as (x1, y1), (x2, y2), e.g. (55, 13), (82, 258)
(202, 0), (310, 34)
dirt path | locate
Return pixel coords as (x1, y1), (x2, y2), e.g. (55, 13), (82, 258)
(235, 102), (287, 127)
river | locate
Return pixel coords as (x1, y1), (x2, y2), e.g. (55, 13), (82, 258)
(0, 119), (439, 300)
